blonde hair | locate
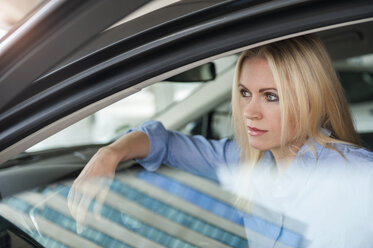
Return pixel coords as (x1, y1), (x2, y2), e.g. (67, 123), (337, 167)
(232, 35), (360, 165)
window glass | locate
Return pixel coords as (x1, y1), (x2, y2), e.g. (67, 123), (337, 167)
(181, 100), (233, 139)
(27, 54), (237, 152)
(335, 53), (373, 104)
(335, 53), (373, 134)
(27, 82), (202, 152)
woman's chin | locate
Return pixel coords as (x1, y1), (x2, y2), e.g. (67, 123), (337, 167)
(248, 139), (277, 151)
(248, 142), (268, 151)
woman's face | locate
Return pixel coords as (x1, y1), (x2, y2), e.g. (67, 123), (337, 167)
(238, 57), (283, 151)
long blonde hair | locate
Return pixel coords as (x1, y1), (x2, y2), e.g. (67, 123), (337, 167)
(232, 35), (360, 165)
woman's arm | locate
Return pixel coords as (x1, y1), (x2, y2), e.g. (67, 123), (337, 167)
(76, 120), (239, 180)
(76, 130), (150, 180)
(68, 120), (238, 229)
(134, 121), (240, 179)
(107, 130), (150, 161)
(67, 130), (150, 231)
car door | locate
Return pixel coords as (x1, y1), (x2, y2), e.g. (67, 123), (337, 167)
(1, 1), (373, 247)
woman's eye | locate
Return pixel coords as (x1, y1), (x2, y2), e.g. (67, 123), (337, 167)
(265, 92), (279, 102)
(240, 89), (250, 97)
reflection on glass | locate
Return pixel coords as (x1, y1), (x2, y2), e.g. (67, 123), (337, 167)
(218, 158), (373, 247)
(0, 167), (249, 247)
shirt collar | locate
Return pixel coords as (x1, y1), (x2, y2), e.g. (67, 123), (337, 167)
(257, 127), (332, 174)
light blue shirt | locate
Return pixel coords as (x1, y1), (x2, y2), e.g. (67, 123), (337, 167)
(128, 120), (240, 181)
(128, 120), (373, 247)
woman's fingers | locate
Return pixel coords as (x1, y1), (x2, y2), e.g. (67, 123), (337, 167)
(93, 178), (112, 220)
(68, 177), (113, 233)
(68, 180), (94, 230)
(67, 147), (118, 233)
(75, 192), (92, 233)
(67, 182), (82, 220)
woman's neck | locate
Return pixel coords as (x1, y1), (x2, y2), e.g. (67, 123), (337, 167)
(270, 146), (300, 173)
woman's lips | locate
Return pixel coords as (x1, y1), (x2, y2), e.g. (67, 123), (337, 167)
(247, 126), (268, 136)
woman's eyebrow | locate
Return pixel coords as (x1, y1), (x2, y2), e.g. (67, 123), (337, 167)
(238, 84), (277, 93)
(238, 83), (249, 90)
(259, 88), (277, 93)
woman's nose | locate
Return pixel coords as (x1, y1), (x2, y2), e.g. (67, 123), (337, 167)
(243, 98), (262, 120)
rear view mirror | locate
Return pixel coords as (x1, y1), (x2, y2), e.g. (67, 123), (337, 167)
(166, 62), (216, 82)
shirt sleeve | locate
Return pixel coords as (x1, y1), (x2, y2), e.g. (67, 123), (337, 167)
(126, 120), (240, 179)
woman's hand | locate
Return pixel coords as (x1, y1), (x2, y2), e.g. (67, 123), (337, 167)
(67, 131), (149, 233)
(67, 146), (120, 233)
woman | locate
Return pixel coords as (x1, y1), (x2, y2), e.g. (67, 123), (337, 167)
(69, 35), (373, 247)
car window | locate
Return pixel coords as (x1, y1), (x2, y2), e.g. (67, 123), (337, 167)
(0, 166), (251, 248)
(335, 53), (373, 104)
(334, 53), (373, 135)
(27, 55), (236, 152)
(181, 100), (233, 139)
(27, 82), (203, 152)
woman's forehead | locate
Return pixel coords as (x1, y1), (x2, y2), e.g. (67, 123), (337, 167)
(240, 58), (277, 89)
